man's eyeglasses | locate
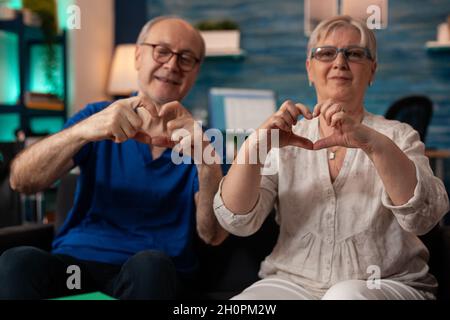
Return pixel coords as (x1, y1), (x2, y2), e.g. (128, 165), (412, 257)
(140, 43), (200, 72)
(310, 46), (373, 62)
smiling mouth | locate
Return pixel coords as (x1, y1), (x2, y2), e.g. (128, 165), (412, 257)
(329, 76), (352, 81)
(155, 76), (181, 85)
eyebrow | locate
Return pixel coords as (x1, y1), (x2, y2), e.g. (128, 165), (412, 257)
(154, 41), (197, 56)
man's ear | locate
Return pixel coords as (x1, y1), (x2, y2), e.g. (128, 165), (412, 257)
(135, 45), (142, 71)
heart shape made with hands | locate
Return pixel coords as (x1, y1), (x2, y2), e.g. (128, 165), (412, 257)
(271, 116), (351, 152)
(134, 105), (174, 148)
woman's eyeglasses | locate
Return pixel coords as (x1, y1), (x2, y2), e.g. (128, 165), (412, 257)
(140, 43), (200, 72)
(310, 46), (373, 62)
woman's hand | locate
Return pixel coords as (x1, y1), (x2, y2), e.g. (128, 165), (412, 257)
(254, 100), (314, 151)
(312, 100), (375, 153)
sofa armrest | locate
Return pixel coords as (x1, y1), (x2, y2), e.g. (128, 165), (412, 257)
(0, 223), (54, 255)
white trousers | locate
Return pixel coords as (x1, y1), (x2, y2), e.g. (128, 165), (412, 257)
(231, 277), (433, 300)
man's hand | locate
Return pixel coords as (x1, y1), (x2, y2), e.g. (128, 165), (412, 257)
(74, 96), (158, 144)
(158, 101), (213, 163)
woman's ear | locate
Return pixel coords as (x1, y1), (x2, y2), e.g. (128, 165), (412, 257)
(306, 59), (314, 86)
(369, 61), (377, 85)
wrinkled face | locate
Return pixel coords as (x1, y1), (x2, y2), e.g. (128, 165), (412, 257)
(306, 27), (376, 104)
(135, 19), (203, 105)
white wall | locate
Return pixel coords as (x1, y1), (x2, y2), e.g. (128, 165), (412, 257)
(66, 0), (114, 115)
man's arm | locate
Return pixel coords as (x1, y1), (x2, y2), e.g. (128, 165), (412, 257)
(10, 126), (85, 194)
(10, 96), (148, 195)
(195, 162), (229, 246)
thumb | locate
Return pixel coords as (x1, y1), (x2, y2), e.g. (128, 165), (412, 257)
(134, 132), (152, 144)
(313, 136), (339, 150)
(288, 134), (314, 150)
(152, 135), (176, 148)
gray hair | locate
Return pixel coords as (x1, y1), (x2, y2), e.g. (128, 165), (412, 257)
(307, 15), (377, 61)
(136, 16), (206, 62)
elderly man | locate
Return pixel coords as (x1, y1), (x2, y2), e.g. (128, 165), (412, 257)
(0, 16), (228, 300)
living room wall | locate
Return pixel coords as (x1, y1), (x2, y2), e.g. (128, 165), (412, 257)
(115, 0), (450, 189)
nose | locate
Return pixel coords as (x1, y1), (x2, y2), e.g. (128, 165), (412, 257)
(333, 51), (349, 70)
(163, 54), (180, 72)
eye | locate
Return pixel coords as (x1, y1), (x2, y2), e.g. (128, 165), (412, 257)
(315, 48), (336, 59)
(155, 46), (172, 57)
(179, 54), (196, 66)
(346, 48), (366, 60)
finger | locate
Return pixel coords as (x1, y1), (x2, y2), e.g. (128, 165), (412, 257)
(312, 101), (325, 118)
(141, 99), (159, 119)
(330, 111), (346, 128)
(317, 99), (334, 118)
(324, 103), (343, 126)
(159, 101), (187, 120)
(284, 101), (301, 124)
(278, 110), (296, 128)
(122, 105), (144, 131)
(111, 123), (128, 143)
(167, 117), (188, 135)
(119, 115), (138, 139)
(279, 100), (297, 123)
(313, 135), (340, 150)
(125, 96), (141, 111)
(272, 117), (291, 132)
(288, 134), (314, 150)
(135, 107), (152, 131)
(295, 103), (313, 120)
(152, 135), (175, 148)
(134, 132), (152, 144)
(137, 94), (159, 118)
(171, 127), (189, 143)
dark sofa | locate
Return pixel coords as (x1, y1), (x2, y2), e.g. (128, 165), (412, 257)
(0, 173), (449, 300)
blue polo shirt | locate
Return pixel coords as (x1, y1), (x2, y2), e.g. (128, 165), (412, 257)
(52, 101), (199, 273)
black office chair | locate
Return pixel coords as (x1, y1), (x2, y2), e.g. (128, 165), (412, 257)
(385, 95), (433, 143)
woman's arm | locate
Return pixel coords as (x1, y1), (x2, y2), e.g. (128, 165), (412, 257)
(222, 100), (313, 214)
(364, 129), (417, 206)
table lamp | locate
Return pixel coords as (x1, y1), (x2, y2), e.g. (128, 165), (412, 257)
(107, 44), (138, 97)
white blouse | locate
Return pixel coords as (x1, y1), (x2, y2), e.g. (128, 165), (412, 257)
(214, 112), (449, 297)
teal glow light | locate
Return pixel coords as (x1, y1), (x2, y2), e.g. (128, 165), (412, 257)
(1, 0), (22, 9)
(30, 117), (64, 135)
(30, 44), (63, 97)
(0, 114), (20, 142)
(0, 31), (20, 105)
(57, 0), (74, 30)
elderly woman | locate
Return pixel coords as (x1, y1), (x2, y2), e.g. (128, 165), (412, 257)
(213, 15), (449, 300)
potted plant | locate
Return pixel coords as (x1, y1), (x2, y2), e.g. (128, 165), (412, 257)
(195, 19), (242, 56)
(22, 0), (60, 97)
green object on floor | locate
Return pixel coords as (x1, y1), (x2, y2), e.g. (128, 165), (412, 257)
(53, 291), (116, 300)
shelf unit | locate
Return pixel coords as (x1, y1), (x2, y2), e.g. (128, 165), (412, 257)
(0, 11), (67, 140)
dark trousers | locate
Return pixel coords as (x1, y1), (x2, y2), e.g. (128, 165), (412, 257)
(0, 246), (192, 300)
